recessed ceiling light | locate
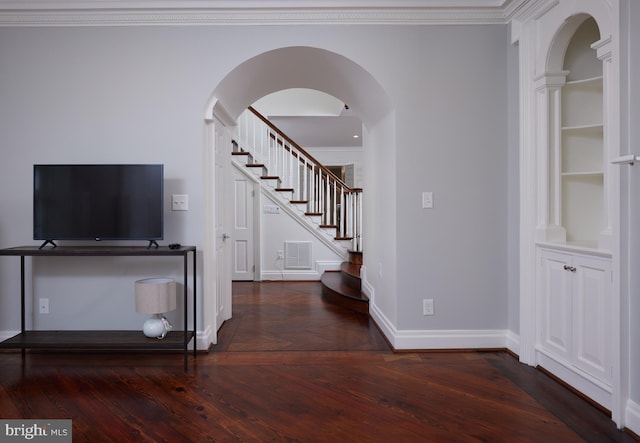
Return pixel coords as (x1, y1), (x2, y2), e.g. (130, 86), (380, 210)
(353, 135), (359, 139)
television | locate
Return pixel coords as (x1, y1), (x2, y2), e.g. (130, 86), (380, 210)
(33, 164), (164, 248)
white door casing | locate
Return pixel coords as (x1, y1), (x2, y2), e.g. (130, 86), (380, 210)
(215, 124), (232, 329)
(202, 110), (233, 348)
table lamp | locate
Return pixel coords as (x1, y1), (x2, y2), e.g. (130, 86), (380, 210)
(135, 277), (176, 339)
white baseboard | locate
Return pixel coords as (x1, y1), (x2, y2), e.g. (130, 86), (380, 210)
(506, 330), (520, 356)
(392, 328), (511, 350)
(0, 330), (19, 342)
(261, 270), (317, 280)
(261, 260), (341, 281)
(197, 325), (214, 351)
(626, 399), (640, 436)
(536, 349), (612, 411)
(369, 303), (509, 350)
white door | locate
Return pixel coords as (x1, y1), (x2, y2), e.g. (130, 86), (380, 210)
(539, 249), (573, 360)
(231, 167), (255, 281)
(573, 255), (612, 384)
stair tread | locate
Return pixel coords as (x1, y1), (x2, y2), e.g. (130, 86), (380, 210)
(246, 163), (265, 168)
(290, 200), (308, 204)
(261, 176), (280, 180)
(275, 188), (294, 192)
(321, 271), (367, 302)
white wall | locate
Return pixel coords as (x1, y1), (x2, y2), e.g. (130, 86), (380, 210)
(0, 25), (512, 347)
(394, 25), (509, 332)
(0, 26), (213, 332)
(259, 189), (343, 280)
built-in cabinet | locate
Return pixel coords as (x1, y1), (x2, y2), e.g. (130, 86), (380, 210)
(519, 0), (624, 428)
(535, 14), (614, 412)
(537, 246), (612, 407)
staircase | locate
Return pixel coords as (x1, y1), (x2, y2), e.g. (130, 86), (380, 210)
(233, 107), (368, 314)
(320, 250), (369, 314)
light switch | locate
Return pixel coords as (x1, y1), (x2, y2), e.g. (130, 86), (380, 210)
(422, 192), (433, 209)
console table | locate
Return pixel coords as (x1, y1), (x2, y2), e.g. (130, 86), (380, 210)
(0, 245), (197, 371)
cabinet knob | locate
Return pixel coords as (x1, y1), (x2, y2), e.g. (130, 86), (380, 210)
(563, 265), (577, 272)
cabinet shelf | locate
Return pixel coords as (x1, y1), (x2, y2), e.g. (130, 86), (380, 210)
(561, 171), (603, 177)
(564, 75), (603, 87)
(561, 123), (603, 132)
(562, 76), (602, 129)
(0, 330), (195, 351)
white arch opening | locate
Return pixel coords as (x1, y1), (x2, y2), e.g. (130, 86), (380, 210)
(202, 46), (396, 346)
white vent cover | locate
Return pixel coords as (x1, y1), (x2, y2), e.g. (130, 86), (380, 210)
(285, 241), (312, 269)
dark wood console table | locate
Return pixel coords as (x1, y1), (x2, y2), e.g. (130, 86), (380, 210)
(0, 245), (197, 371)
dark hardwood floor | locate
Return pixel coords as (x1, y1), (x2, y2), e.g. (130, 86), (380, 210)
(0, 281), (636, 442)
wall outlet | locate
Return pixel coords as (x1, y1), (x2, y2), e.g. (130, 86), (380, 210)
(423, 299), (434, 316)
(277, 250), (284, 260)
(39, 298), (49, 314)
(171, 194), (189, 211)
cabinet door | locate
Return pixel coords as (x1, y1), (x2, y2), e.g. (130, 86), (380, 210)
(539, 250), (573, 360)
(573, 255), (612, 383)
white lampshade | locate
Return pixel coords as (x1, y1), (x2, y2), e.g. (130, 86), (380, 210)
(135, 278), (177, 314)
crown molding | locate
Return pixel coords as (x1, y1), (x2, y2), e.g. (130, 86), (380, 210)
(0, 0), (531, 26)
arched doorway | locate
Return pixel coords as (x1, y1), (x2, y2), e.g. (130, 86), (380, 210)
(202, 46), (394, 347)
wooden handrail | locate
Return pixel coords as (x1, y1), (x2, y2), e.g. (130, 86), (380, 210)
(248, 106), (355, 192)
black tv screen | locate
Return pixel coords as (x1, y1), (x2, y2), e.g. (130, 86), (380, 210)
(34, 164), (164, 244)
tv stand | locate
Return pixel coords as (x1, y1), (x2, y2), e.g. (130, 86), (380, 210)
(38, 240), (57, 249)
(147, 240), (159, 249)
(0, 245), (197, 371)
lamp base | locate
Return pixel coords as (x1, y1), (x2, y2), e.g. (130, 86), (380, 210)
(142, 314), (173, 339)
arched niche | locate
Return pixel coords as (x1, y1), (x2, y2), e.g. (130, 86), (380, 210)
(540, 14), (606, 247)
(546, 14), (600, 74)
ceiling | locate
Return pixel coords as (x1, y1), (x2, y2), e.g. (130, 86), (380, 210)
(252, 89), (363, 148)
(268, 115), (363, 148)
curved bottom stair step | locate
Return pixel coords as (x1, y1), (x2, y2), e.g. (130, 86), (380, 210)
(321, 271), (369, 314)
